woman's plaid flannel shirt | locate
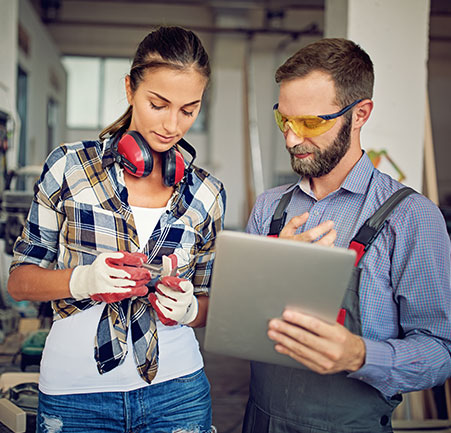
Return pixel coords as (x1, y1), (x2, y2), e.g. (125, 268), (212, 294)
(10, 138), (226, 383)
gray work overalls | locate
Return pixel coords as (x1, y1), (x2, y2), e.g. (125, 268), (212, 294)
(242, 187), (415, 433)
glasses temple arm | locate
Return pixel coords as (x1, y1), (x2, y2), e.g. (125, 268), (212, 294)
(319, 99), (363, 120)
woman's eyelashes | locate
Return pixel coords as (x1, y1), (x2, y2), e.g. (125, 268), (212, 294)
(150, 102), (164, 110)
(150, 102), (194, 117)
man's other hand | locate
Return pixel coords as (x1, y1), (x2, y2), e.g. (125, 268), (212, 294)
(279, 212), (336, 246)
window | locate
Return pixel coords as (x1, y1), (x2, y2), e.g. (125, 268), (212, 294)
(63, 56), (207, 132)
(101, 58), (131, 127)
(62, 56), (130, 129)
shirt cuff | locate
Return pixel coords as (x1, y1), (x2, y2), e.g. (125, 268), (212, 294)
(193, 287), (209, 296)
(347, 338), (397, 397)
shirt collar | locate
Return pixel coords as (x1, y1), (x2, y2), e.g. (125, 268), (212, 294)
(101, 136), (116, 170)
(340, 151), (374, 194)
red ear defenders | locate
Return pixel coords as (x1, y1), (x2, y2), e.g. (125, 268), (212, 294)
(111, 130), (196, 187)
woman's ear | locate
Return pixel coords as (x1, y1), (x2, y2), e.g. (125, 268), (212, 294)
(125, 75), (133, 105)
(353, 99), (373, 130)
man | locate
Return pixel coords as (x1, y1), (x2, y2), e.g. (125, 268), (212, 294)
(242, 38), (451, 433)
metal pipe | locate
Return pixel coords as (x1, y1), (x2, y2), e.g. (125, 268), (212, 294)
(42, 18), (323, 39)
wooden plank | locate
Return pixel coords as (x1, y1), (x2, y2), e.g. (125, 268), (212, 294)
(423, 91), (439, 205)
(445, 378), (451, 420)
(0, 399), (26, 433)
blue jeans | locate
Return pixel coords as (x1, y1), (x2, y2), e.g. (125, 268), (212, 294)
(37, 368), (213, 433)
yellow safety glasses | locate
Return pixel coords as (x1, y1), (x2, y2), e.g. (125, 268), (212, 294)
(273, 99), (362, 138)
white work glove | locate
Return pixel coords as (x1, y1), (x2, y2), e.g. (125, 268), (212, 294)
(148, 254), (198, 326)
(69, 251), (151, 302)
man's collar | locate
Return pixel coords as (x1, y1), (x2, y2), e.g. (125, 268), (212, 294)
(340, 151), (374, 194)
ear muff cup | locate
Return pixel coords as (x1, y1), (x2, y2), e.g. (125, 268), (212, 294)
(162, 147), (186, 187)
(114, 130), (185, 185)
(117, 131), (153, 177)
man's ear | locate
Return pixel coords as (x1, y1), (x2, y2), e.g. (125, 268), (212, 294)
(125, 75), (133, 105)
(353, 99), (373, 130)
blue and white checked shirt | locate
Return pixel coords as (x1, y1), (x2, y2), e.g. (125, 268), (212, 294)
(11, 137), (226, 383)
(246, 151), (451, 397)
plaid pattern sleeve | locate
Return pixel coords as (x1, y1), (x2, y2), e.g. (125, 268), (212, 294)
(11, 145), (68, 270)
(190, 169), (226, 294)
(10, 138), (226, 384)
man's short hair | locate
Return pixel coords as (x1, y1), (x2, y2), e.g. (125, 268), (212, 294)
(275, 38), (374, 108)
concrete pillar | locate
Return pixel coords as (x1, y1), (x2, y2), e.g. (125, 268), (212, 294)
(325, 0), (430, 192)
(0, 0), (19, 171)
(208, 14), (248, 229)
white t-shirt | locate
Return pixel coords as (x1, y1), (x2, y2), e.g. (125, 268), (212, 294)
(39, 205), (203, 395)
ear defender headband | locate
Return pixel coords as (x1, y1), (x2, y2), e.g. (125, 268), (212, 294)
(111, 130), (196, 187)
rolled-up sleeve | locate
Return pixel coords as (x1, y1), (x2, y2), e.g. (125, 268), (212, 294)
(10, 147), (66, 272)
(192, 184), (226, 295)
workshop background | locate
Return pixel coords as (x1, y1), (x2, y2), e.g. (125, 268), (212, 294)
(0, 0), (450, 432)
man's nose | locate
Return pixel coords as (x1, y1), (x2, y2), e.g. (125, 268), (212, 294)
(285, 125), (305, 148)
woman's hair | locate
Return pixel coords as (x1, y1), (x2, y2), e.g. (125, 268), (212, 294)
(275, 38), (374, 109)
(100, 26), (210, 139)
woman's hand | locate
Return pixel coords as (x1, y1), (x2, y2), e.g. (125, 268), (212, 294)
(148, 255), (198, 326)
(69, 251), (151, 302)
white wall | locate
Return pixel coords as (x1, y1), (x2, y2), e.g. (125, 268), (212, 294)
(0, 0), (18, 113)
(0, 0), (19, 171)
(209, 34), (247, 228)
(17, 0), (67, 168)
(325, 0), (430, 193)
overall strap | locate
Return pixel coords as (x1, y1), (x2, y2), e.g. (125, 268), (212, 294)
(349, 186), (416, 266)
(267, 188), (295, 237)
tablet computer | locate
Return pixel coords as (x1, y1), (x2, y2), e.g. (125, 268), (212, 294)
(203, 230), (356, 369)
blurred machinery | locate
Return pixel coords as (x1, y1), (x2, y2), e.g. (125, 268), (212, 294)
(0, 188), (35, 256)
(0, 169), (46, 373)
(0, 112), (42, 431)
(0, 110), (46, 355)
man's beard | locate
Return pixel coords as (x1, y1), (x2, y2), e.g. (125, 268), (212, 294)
(288, 115), (352, 178)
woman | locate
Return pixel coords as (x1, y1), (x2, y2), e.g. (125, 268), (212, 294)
(8, 26), (225, 433)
